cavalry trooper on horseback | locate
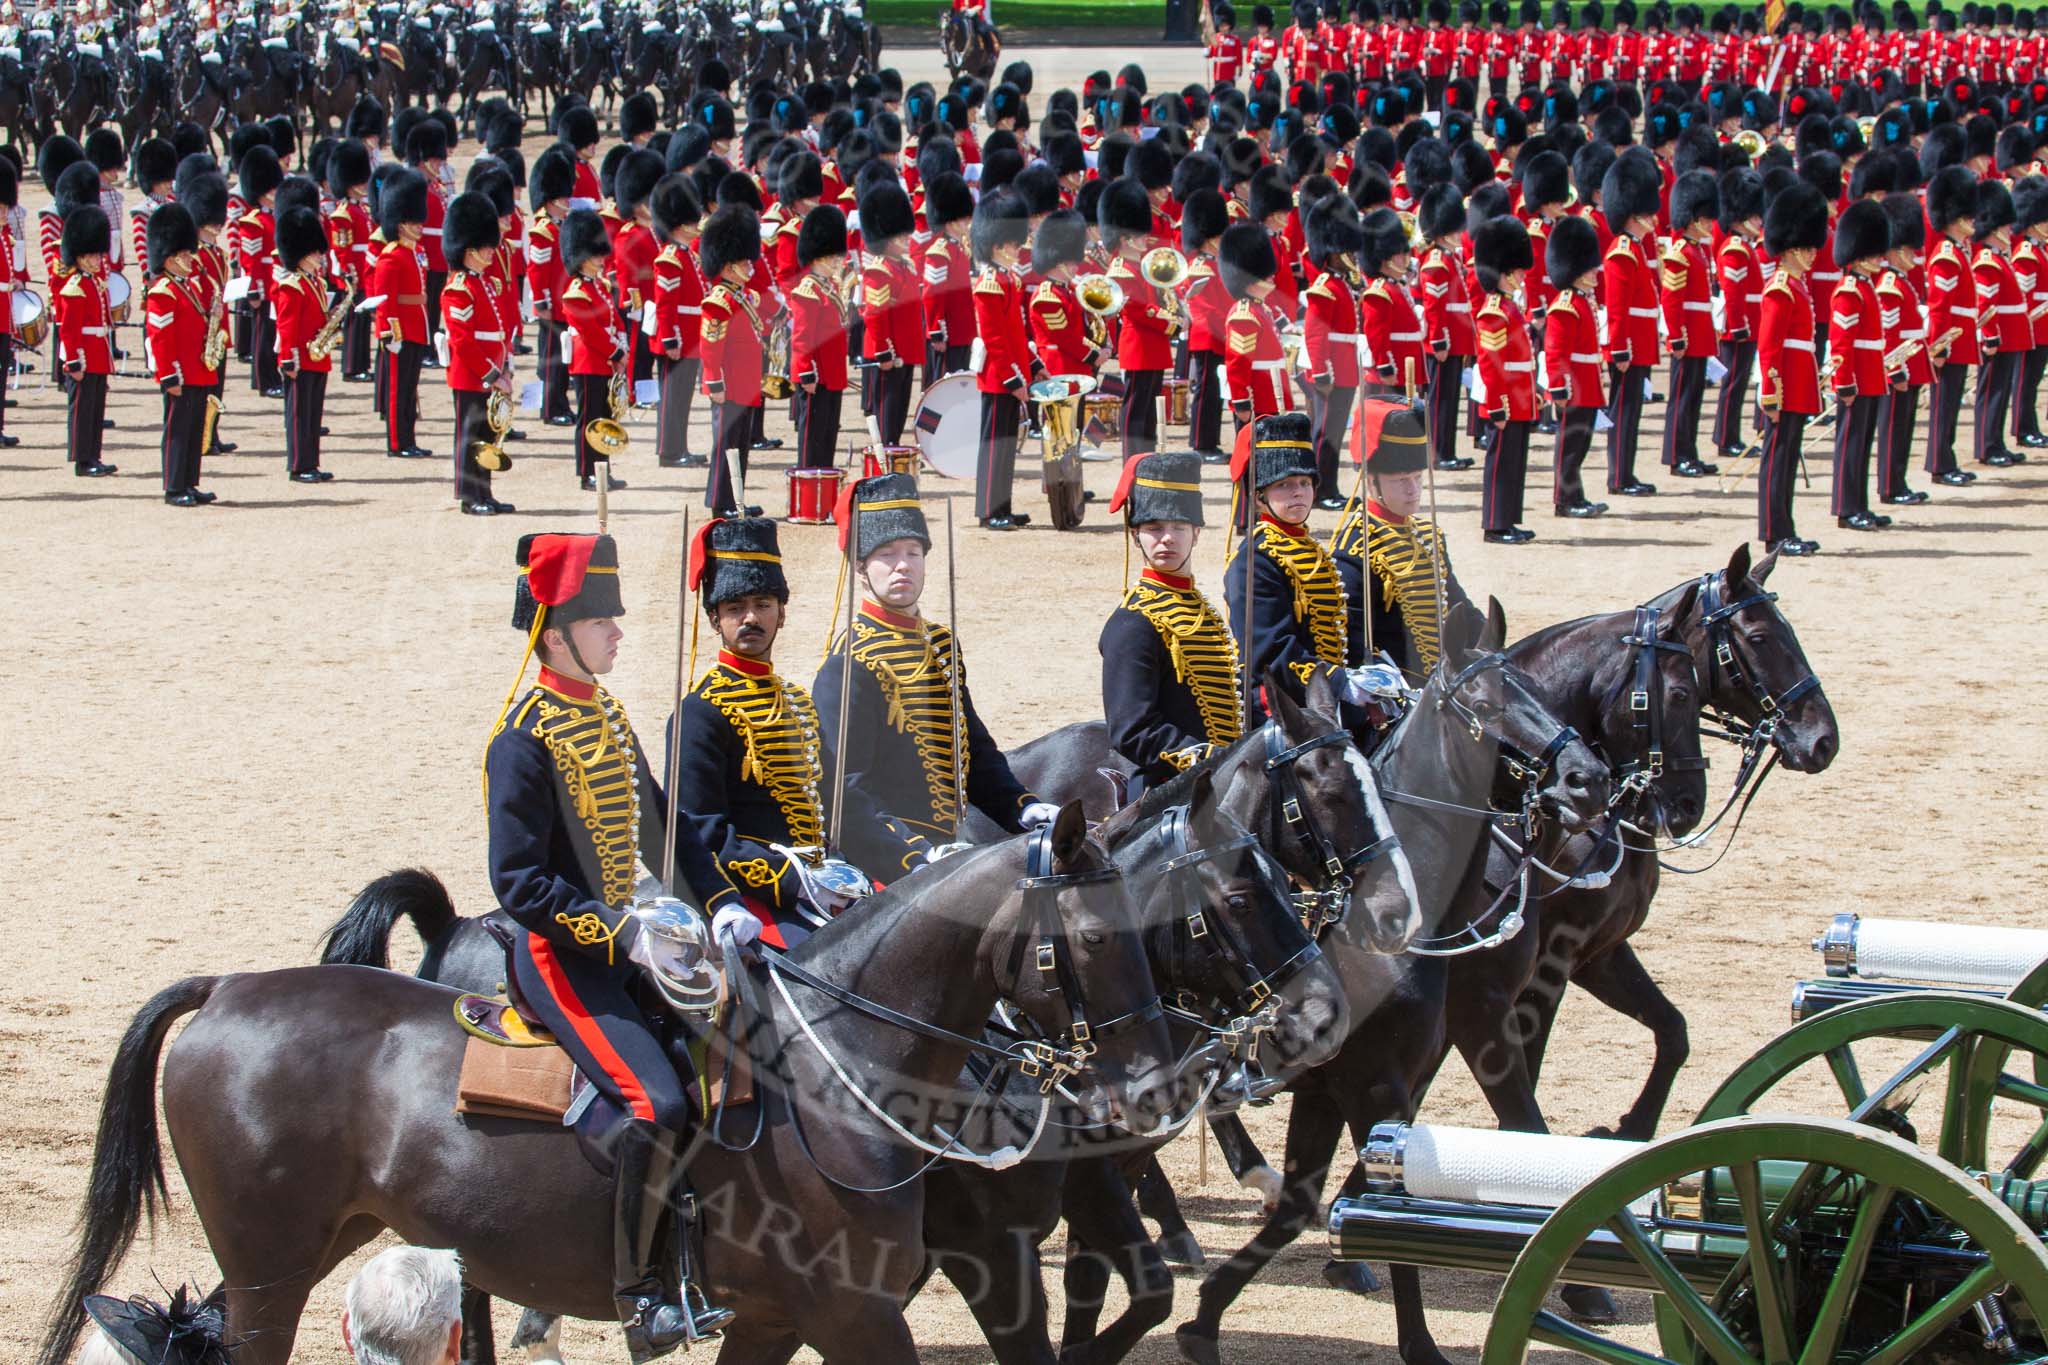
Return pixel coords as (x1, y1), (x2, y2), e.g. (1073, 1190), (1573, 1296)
(1099, 449), (1242, 799)
(811, 473), (1062, 882)
(670, 516), (872, 946)
(485, 531), (751, 1361)
(1332, 399), (1476, 685)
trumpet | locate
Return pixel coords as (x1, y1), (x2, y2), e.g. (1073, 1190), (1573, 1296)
(583, 367), (631, 459)
(469, 387), (514, 471)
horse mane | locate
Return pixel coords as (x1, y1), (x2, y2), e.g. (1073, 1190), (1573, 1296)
(1128, 743), (1234, 823)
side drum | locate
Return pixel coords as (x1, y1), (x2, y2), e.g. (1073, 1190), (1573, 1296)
(786, 466), (843, 524)
(11, 290), (46, 348)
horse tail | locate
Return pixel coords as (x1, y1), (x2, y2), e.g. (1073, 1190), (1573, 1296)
(318, 866), (458, 970)
(34, 975), (219, 1365)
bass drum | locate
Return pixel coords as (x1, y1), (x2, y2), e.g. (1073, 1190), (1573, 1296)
(11, 289), (46, 347)
(913, 371), (983, 481)
(106, 272), (132, 324)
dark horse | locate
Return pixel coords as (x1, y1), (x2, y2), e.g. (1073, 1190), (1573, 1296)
(1172, 592), (1708, 1365)
(35, 806), (1183, 1365)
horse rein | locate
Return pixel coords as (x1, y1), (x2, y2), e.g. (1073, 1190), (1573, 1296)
(1259, 719), (1398, 935)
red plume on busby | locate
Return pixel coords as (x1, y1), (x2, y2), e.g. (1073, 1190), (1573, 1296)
(512, 533), (624, 632)
(1350, 397), (1428, 471)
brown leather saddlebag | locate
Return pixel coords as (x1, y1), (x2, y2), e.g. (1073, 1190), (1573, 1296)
(455, 1035), (577, 1122)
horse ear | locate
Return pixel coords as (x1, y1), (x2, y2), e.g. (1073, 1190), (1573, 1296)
(1749, 544), (1778, 585)
(1725, 540), (1752, 588)
(1479, 596), (1507, 653)
(1660, 579), (1701, 637)
(1049, 800), (1089, 866)
(1264, 669), (1310, 737)
(1302, 668), (1342, 726)
(1095, 791), (1143, 848)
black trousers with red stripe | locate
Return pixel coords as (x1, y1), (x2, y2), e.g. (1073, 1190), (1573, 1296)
(796, 385), (844, 469)
(1188, 349), (1225, 454)
(1976, 351), (2020, 464)
(66, 371), (107, 469)
(869, 363), (914, 445)
(512, 932), (693, 1132)
(977, 389), (1024, 519)
(1830, 393), (1879, 519)
(1306, 382), (1354, 502)
(1484, 418), (1529, 530)
(1758, 411), (1804, 545)
(386, 340), (426, 453)
(1713, 341), (1756, 454)
(1662, 355), (1708, 469)
(1122, 368), (1162, 458)
(1927, 362), (1969, 475)
(1424, 355), (1463, 467)
(1878, 387), (1920, 501)
(2017, 347), (2047, 442)
(707, 399), (758, 513)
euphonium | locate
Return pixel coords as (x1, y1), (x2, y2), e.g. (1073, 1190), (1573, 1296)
(1076, 271), (1125, 349)
(469, 387), (514, 471)
(1140, 246), (1187, 333)
(1732, 128), (1768, 158)
(583, 367), (631, 459)
(306, 284), (355, 362)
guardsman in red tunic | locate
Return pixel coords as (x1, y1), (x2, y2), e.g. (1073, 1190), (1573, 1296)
(1826, 199), (1892, 531)
(144, 203), (213, 502)
(1221, 220), (1290, 428)
(1923, 166), (1980, 485)
(1210, 2), (1246, 83)
(327, 140), (376, 382)
(1972, 179), (2029, 469)
(405, 118), (452, 365)
(0, 159), (18, 447)
(561, 208), (626, 495)
(788, 205), (851, 473)
(919, 171), (977, 382)
(1179, 190), (1232, 463)
(128, 138), (176, 293)
(1027, 209), (1102, 380)
(1542, 214), (1607, 517)
(527, 147), (577, 427)
(698, 205), (768, 517)
(611, 150), (664, 394)
(1103, 178), (1175, 460)
(372, 168), (431, 459)
(651, 175), (706, 468)
(1757, 182), (1827, 556)
(1600, 152), (1662, 496)
(1713, 169), (1765, 462)
(181, 169), (234, 458)
(1875, 196), (1933, 508)
(1358, 206), (1425, 396)
(1472, 215), (1537, 541)
(273, 206), (335, 484)
(969, 191), (1038, 529)
(56, 204), (116, 478)
(1249, 3), (1283, 74)
(1416, 183), (1477, 471)
(443, 193), (512, 514)
(1301, 197), (1364, 506)
(859, 183), (925, 446)
(2012, 177), (2048, 451)
(236, 144), (282, 396)
(1660, 171), (1721, 478)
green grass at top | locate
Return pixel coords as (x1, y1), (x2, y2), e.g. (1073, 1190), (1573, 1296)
(869, 0), (1167, 28)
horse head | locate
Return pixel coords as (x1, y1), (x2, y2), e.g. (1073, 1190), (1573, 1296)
(1690, 542), (1839, 775)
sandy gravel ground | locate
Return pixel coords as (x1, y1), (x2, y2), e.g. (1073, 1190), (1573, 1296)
(6, 41), (2048, 1365)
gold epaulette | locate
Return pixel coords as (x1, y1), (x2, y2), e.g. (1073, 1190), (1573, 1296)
(147, 278), (176, 300)
(971, 268), (1004, 296)
(1186, 259), (1216, 279)
(1107, 257), (1137, 278)
(1604, 238), (1637, 263)
(60, 273), (87, 298)
(1875, 272), (1904, 298)
(793, 275), (822, 301)
(1764, 274), (1794, 299)
(1305, 274), (1335, 300)
(1546, 293), (1579, 318)
(1363, 278), (1390, 300)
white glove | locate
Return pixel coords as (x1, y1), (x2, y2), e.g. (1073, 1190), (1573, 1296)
(1019, 801), (1061, 829)
(924, 841), (974, 863)
(712, 904), (761, 948)
(1342, 664), (1408, 707)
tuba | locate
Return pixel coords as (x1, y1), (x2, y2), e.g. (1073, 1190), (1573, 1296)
(583, 367), (631, 459)
(469, 387), (514, 471)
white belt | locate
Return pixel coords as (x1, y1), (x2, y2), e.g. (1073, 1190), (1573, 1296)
(1627, 306), (1657, 317)
(1683, 301), (1712, 311)
(1505, 360), (1534, 371)
(1852, 339), (1882, 349)
(1447, 302), (1470, 313)
(1812, 270), (1842, 281)
(1786, 339), (1815, 351)
(1904, 329), (1926, 339)
(476, 330), (503, 340)
(1252, 359), (1285, 371)
(422, 227), (443, 237)
(83, 326), (107, 336)
(1951, 307), (1979, 318)
(679, 305), (702, 315)
(1997, 304), (2025, 314)
(1391, 330), (1422, 342)
(1326, 331), (1359, 342)
(1570, 352), (1598, 363)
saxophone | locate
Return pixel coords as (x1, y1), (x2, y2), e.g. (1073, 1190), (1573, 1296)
(306, 283), (356, 362)
(201, 393), (223, 451)
(202, 288), (228, 372)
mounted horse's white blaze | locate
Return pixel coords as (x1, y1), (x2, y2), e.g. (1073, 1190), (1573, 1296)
(1347, 742), (1422, 951)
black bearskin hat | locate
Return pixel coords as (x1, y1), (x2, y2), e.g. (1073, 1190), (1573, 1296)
(690, 517), (788, 610)
(925, 170), (975, 227)
(562, 207), (614, 273)
(346, 94), (387, 143)
(1974, 178), (2016, 239)
(1831, 197), (1890, 265)
(1600, 147), (1662, 230)
(557, 104), (601, 150)
(972, 189), (1032, 264)
(651, 174), (702, 238)
(1403, 137), (1454, 197)
(465, 159), (517, 219)
(239, 144), (283, 204)
(1545, 211), (1600, 288)
(777, 150), (826, 206)
(697, 204), (760, 277)
(1520, 149), (1570, 209)
(531, 145), (577, 211)
(1114, 449), (1206, 526)
(844, 473), (932, 558)
(1304, 193), (1364, 267)
(1097, 176), (1155, 240)
(1033, 208), (1090, 272)
(1880, 191), (1926, 251)
(328, 139), (372, 198)
(1472, 212), (1534, 290)
(513, 533), (625, 632)
(1718, 167), (1764, 232)
(85, 126), (124, 173)
(1417, 181), (1466, 241)
(377, 167), (429, 237)
(1764, 179), (1831, 254)
(404, 117), (449, 166)
(442, 191), (501, 262)
(275, 205), (328, 268)
(1926, 164), (1980, 231)
(1670, 169), (1719, 231)
(1218, 221), (1279, 298)
(53, 161), (104, 218)
(1247, 163), (1294, 223)
(61, 205), (110, 266)
(1359, 206), (1412, 273)
(37, 135), (84, 189)
(145, 202), (199, 275)
(697, 97), (739, 144)
(1180, 188), (1231, 254)
(2014, 175), (2048, 231)
(181, 171), (228, 231)
(132, 137), (177, 191)
(860, 181), (915, 243)
(274, 175), (320, 223)
(620, 90), (659, 144)
(1127, 137), (1174, 193)
(615, 148), (665, 219)
(797, 205), (848, 265)
(1250, 412), (1318, 489)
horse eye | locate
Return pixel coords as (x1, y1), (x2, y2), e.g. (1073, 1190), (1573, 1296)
(1226, 894), (1250, 912)
(1081, 931), (1106, 947)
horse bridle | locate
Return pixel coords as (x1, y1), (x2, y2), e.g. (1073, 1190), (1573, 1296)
(1607, 605), (1711, 807)
(1009, 824), (1165, 1093)
(1260, 720), (1398, 934)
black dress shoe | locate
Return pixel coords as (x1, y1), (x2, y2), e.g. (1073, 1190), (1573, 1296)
(751, 437), (784, 450)
(658, 454), (690, 467)
(4, 397), (17, 407)
(1083, 489), (1099, 502)
(1555, 499), (1608, 518)
(0, 433), (18, 447)
(1483, 526), (1536, 544)
(102, 418), (115, 430)
(1671, 458), (1718, 477)
(2022, 432), (2048, 448)
(1010, 511), (1032, 525)
(545, 413), (578, 426)
(165, 490), (202, 506)
(462, 498), (502, 515)
(215, 440), (237, 453)
(580, 474), (628, 492)
(515, 342), (534, 356)
(289, 470), (327, 483)
(490, 498), (517, 514)
(390, 446), (433, 459)
(1197, 449), (1230, 464)
(506, 428), (528, 441)
(1770, 536), (1820, 556)
(261, 386), (285, 399)
(1614, 480), (1658, 496)
(1882, 489), (1930, 505)
(1314, 495), (1349, 511)
(1981, 450), (2019, 467)
(344, 371), (372, 383)
(1934, 469), (1977, 486)
(741, 503), (764, 517)
(1837, 511), (1884, 530)
(980, 515), (1019, 530)
(1534, 417), (1558, 435)
(318, 425), (330, 437)
(1434, 455), (1475, 471)
(75, 461), (119, 477)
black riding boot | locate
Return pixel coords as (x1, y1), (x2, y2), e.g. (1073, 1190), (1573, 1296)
(612, 1119), (734, 1362)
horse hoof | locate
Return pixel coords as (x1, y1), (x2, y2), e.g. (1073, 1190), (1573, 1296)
(1173, 1325), (1223, 1365)
(1585, 1125), (1620, 1140)
(1239, 1163), (1283, 1213)
(1158, 1228), (1207, 1268)
(1560, 1283), (1621, 1325)
(1321, 1259), (1382, 1295)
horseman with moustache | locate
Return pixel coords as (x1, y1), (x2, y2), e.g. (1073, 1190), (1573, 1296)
(485, 531), (753, 1361)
